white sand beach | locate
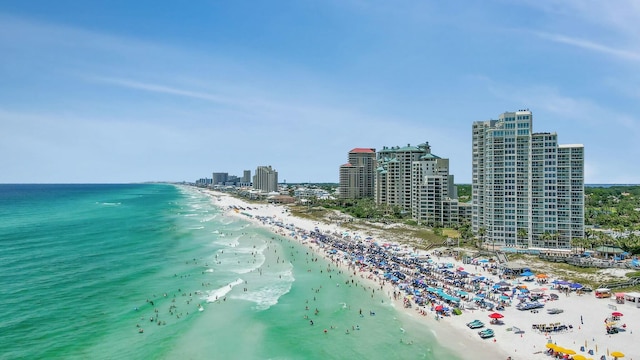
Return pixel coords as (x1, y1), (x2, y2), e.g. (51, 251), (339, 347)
(205, 189), (639, 360)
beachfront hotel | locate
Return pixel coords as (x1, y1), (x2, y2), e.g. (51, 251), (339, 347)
(338, 148), (376, 199)
(472, 110), (584, 250)
(253, 165), (278, 193)
(375, 142), (460, 226)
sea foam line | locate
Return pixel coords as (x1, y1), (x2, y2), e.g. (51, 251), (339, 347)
(205, 278), (244, 302)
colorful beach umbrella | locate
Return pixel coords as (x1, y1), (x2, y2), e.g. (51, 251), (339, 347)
(610, 351), (624, 358)
(612, 311), (624, 317)
(488, 312), (504, 319)
(536, 273), (548, 278)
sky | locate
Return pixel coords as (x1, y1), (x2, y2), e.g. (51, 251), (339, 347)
(1, 0), (640, 184)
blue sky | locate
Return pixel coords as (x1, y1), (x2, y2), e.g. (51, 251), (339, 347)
(1, 1), (639, 184)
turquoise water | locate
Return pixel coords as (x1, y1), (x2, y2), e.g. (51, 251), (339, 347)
(0, 184), (460, 359)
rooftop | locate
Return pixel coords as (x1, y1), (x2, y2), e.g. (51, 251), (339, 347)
(350, 148), (375, 153)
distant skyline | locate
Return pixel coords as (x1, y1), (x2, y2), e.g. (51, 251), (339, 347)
(2, 1), (640, 184)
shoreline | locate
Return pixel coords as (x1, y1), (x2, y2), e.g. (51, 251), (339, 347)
(202, 188), (638, 360)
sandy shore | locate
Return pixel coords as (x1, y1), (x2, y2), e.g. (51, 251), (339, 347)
(202, 189), (639, 360)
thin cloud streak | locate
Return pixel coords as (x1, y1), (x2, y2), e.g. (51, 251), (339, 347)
(535, 32), (640, 61)
(89, 76), (246, 107)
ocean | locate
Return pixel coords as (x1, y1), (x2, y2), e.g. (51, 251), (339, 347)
(0, 184), (460, 360)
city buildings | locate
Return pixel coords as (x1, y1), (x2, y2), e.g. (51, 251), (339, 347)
(339, 148), (376, 199)
(375, 142), (461, 226)
(253, 165), (279, 193)
(472, 110), (584, 250)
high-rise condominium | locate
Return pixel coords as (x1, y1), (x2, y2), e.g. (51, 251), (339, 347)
(242, 170), (251, 184)
(472, 110), (584, 249)
(375, 142), (458, 226)
(339, 148), (376, 199)
(253, 166), (278, 193)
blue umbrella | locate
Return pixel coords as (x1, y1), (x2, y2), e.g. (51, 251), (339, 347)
(520, 271), (534, 277)
(569, 283), (583, 289)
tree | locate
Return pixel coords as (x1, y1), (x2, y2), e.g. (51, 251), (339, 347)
(517, 228), (528, 249)
(478, 227), (487, 250)
(551, 232), (560, 249)
(542, 231), (553, 249)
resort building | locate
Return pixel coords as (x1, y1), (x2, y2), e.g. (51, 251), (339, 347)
(411, 154), (458, 226)
(339, 148), (376, 199)
(472, 110), (584, 250)
(375, 142), (459, 226)
(253, 166), (278, 193)
(212, 172), (229, 185)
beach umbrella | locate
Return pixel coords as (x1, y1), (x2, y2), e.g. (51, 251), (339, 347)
(488, 312), (504, 319)
(570, 283), (583, 289)
(434, 305), (444, 311)
(612, 311), (624, 317)
(520, 271), (534, 277)
(610, 351), (624, 358)
(563, 349), (576, 355)
(545, 343), (558, 350)
(536, 273), (548, 278)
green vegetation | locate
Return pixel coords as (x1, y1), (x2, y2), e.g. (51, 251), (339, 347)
(312, 197), (408, 221)
(586, 185), (640, 229)
(457, 184), (471, 202)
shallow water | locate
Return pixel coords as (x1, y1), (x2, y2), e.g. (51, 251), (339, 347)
(0, 184), (461, 359)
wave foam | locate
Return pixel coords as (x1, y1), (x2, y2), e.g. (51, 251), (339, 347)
(233, 269), (294, 311)
(205, 278), (244, 302)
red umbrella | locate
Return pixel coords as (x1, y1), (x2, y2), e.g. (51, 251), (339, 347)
(434, 305), (444, 311)
(457, 267), (465, 271)
(612, 311), (624, 317)
(488, 312), (504, 319)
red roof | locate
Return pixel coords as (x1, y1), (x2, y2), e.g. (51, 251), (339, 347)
(350, 148), (375, 153)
